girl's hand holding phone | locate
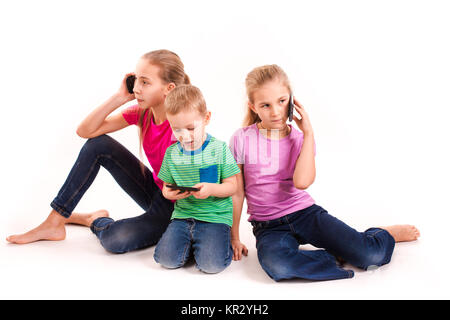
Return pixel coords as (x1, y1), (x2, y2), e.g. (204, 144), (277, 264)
(117, 73), (136, 103)
(292, 98), (314, 136)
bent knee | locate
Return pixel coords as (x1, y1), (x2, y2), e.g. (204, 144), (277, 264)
(82, 134), (114, 155)
(196, 261), (229, 274)
(99, 228), (135, 254)
(258, 250), (292, 281)
(154, 252), (185, 269)
(355, 251), (390, 270)
(260, 257), (291, 281)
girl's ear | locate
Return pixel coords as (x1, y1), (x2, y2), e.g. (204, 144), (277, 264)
(165, 82), (176, 94)
(248, 101), (257, 114)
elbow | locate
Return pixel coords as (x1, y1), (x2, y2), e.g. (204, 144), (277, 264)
(294, 178), (315, 190)
(76, 126), (92, 139)
(229, 182), (238, 197)
(76, 126), (87, 138)
(232, 186), (245, 199)
(294, 171), (316, 190)
(229, 186), (243, 199)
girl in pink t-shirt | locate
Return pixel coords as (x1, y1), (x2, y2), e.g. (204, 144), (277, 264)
(230, 65), (421, 281)
(7, 50), (191, 253)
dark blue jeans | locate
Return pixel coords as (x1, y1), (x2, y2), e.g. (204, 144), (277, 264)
(252, 204), (395, 281)
(154, 218), (233, 274)
(50, 135), (174, 253)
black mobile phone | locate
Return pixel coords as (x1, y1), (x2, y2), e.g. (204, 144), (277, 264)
(288, 94), (294, 122)
(166, 184), (200, 192)
(126, 75), (136, 94)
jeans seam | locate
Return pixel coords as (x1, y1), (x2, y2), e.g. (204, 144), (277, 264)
(284, 216), (296, 234)
(62, 154), (102, 211)
(367, 229), (384, 238)
(225, 226), (232, 261)
(181, 221), (194, 265)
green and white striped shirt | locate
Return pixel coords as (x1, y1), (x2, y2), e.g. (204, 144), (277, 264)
(158, 134), (241, 226)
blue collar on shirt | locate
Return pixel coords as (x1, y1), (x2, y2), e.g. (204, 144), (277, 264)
(177, 134), (212, 156)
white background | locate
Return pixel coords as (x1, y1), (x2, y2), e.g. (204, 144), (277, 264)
(1, 0), (449, 299)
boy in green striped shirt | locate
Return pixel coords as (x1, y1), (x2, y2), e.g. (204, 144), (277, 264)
(154, 85), (241, 274)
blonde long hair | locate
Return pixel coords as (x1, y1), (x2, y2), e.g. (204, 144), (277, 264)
(136, 49), (190, 172)
(243, 64), (291, 127)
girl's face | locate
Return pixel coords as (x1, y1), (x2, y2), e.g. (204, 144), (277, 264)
(167, 109), (211, 151)
(133, 58), (173, 109)
(249, 80), (290, 130)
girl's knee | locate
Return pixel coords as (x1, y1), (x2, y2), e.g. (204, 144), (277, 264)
(82, 134), (113, 155)
(258, 249), (290, 281)
(355, 250), (390, 270)
(99, 230), (133, 254)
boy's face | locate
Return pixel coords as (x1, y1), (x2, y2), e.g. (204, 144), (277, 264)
(167, 109), (211, 151)
(249, 79), (290, 130)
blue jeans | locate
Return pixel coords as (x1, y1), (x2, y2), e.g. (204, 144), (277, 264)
(154, 218), (233, 274)
(50, 135), (174, 253)
(252, 204), (395, 281)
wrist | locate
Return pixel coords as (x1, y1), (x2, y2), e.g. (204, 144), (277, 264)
(303, 131), (314, 139)
(112, 92), (131, 107)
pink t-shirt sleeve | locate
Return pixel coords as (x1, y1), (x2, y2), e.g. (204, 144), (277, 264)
(121, 104), (140, 125)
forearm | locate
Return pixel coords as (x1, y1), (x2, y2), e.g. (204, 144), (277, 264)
(161, 185), (173, 200)
(231, 192), (245, 241)
(210, 179), (237, 198)
(293, 133), (316, 190)
(77, 93), (128, 137)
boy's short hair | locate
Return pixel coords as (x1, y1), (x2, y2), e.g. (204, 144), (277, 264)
(165, 85), (207, 116)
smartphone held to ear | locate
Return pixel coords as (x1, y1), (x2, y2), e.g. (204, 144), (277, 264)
(126, 75), (136, 94)
(288, 95), (294, 122)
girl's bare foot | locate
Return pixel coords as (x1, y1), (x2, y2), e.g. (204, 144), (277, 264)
(381, 224), (421, 242)
(6, 210), (66, 244)
(65, 210), (109, 227)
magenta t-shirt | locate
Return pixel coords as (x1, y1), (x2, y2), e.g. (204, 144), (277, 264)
(122, 105), (177, 191)
(229, 123), (315, 221)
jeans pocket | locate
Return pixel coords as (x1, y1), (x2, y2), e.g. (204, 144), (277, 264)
(199, 165), (218, 183)
(251, 222), (262, 238)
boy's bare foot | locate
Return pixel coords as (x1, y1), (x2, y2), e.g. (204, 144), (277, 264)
(6, 210), (66, 244)
(381, 224), (420, 242)
(65, 210), (109, 227)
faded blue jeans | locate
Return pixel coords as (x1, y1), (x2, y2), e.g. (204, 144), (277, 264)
(154, 218), (233, 274)
(252, 204), (395, 281)
(50, 135), (174, 253)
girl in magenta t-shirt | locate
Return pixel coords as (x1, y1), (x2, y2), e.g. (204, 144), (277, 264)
(7, 50), (190, 253)
(229, 65), (421, 281)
